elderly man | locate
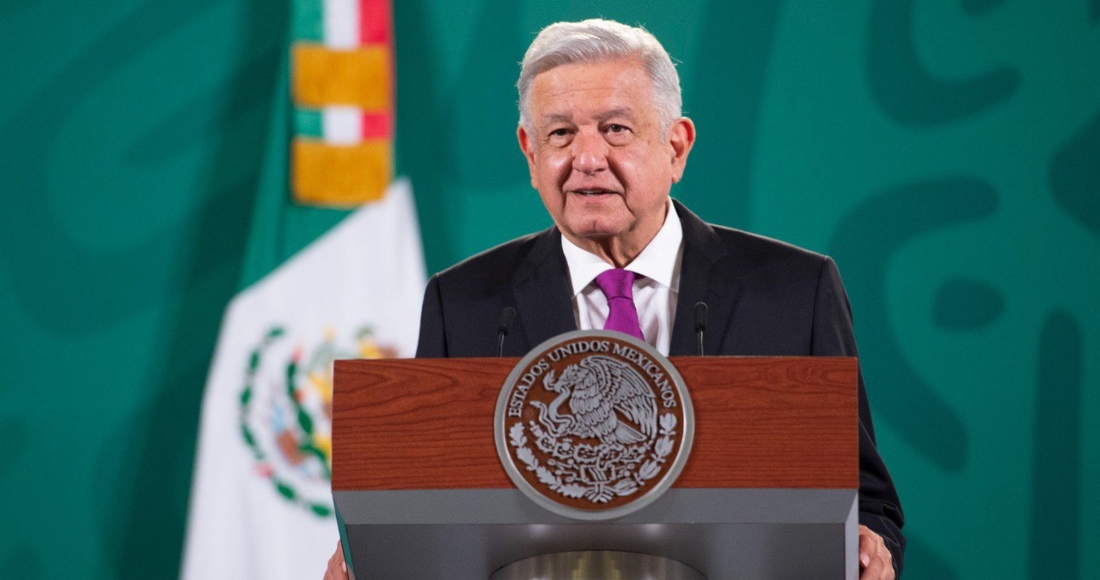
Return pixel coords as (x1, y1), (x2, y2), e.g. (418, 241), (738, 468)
(326, 18), (904, 580)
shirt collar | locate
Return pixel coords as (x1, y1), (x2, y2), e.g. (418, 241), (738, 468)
(561, 199), (684, 296)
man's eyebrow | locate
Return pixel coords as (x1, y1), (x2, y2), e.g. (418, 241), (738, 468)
(540, 108), (636, 125)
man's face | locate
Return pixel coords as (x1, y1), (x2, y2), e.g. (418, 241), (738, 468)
(518, 59), (694, 260)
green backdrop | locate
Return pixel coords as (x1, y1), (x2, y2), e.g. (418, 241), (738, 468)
(1, 0), (1097, 578)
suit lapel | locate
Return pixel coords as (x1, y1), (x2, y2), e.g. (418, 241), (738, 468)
(512, 227), (577, 351)
(508, 205), (740, 356)
(669, 200), (740, 356)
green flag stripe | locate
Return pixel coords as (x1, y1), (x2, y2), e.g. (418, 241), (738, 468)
(292, 0), (323, 43)
(294, 108), (324, 139)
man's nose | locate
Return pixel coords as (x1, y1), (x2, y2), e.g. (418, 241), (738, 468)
(571, 129), (609, 174)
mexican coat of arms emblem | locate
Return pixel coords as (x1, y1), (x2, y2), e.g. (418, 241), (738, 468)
(495, 330), (694, 520)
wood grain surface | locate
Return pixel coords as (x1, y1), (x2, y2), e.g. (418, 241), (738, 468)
(331, 357), (858, 491)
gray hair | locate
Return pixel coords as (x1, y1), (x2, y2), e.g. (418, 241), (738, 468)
(517, 19), (682, 132)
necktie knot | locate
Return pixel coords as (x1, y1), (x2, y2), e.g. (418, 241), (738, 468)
(595, 268), (635, 300)
(594, 269), (644, 341)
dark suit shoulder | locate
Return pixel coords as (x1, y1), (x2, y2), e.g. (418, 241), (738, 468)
(710, 225), (828, 269)
(676, 214), (845, 357)
(419, 227), (566, 357)
(703, 225), (836, 298)
(432, 229), (547, 292)
(673, 200), (831, 284)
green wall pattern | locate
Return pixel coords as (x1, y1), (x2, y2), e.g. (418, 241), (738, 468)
(0, 0), (1096, 578)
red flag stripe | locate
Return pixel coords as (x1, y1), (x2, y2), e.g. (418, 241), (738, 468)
(359, 0), (391, 45)
(361, 112), (393, 140)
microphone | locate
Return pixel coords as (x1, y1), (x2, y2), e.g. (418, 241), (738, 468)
(693, 302), (708, 356)
(497, 306), (517, 357)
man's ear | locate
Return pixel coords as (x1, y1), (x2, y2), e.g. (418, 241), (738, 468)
(667, 117), (696, 184)
(517, 124), (539, 189)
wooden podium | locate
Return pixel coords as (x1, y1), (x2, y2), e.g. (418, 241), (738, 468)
(332, 356), (859, 579)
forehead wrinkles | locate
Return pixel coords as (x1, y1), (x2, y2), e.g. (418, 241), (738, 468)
(533, 85), (622, 119)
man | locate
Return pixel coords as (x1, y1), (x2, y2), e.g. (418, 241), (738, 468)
(326, 18), (904, 579)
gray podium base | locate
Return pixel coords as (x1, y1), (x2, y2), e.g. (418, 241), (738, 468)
(335, 488), (859, 580)
(489, 551), (707, 580)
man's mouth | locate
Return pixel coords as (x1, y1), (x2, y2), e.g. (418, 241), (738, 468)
(572, 189), (616, 197)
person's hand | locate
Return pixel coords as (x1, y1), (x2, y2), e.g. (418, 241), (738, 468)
(859, 525), (895, 579)
(322, 540), (350, 580)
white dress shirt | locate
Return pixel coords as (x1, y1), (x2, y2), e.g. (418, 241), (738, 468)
(560, 201), (684, 355)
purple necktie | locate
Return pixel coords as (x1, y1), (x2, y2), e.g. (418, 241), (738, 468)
(595, 269), (645, 341)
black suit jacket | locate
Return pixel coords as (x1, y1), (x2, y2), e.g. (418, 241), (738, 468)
(417, 200), (905, 573)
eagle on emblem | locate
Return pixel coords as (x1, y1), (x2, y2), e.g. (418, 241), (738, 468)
(532, 355), (658, 445)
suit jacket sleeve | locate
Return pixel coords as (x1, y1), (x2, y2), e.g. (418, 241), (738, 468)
(415, 274), (447, 358)
(813, 257), (906, 574)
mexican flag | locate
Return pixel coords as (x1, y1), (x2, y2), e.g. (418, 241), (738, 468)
(181, 0), (419, 578)
(180, 179), (424, 579)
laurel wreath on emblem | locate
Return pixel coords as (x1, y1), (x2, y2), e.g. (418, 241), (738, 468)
(509, 413), (678, 504)
(239, 326), (333, 517)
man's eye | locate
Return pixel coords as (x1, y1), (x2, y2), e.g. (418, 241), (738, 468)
(606, 124), (630, 133)
(549, 128), (569, 138)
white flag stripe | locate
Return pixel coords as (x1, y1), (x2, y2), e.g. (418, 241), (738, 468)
(323, 105), (363, 145)
(323, 0), (359, 49)
(181, 179), (425, 580)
